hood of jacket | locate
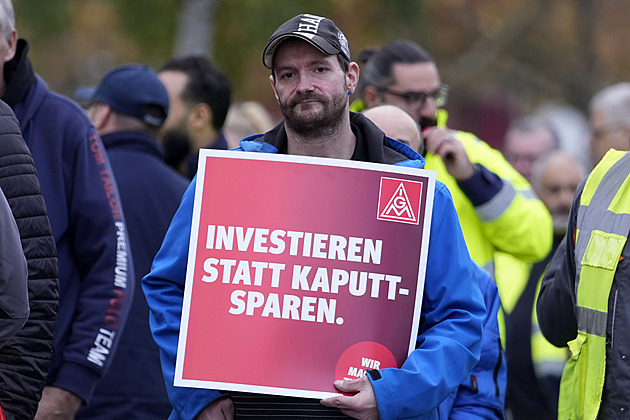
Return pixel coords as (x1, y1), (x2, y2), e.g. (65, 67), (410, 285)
(238, 112), (426, 169)
(2, 39), (36, 108)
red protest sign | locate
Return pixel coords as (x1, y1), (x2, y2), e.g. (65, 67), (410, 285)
(175, 150), (435, 399)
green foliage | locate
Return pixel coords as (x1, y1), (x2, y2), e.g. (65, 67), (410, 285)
(214, 0), (337, 101)
(14, 0), (71, 38)
(110, 0), (179, 67)
(10, 0), (630, 120)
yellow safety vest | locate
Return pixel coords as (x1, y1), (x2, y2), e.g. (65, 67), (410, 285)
(558, 149), (630, 419)
(531, 275), (568, 389)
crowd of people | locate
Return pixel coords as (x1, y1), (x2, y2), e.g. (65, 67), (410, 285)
(0, 2), (629, 419)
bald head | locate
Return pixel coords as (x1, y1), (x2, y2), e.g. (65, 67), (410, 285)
(531, 150), (584, 235)
(503, 117), (558, 181)
(363, 105), (422, 152)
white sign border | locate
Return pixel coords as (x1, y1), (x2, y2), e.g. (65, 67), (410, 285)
(174, 149), (436, 399)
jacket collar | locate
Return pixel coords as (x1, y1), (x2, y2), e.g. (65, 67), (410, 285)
(101, 130), (166, 161)
(239, 112), (425, 167)
(2, 39), (36, 108)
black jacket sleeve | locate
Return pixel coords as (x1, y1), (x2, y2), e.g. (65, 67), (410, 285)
(0, 186), (29, 348)
(0, 100), (59, 420)
(536, 180), (585, 348)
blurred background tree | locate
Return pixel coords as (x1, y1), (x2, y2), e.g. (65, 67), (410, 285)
(14, 0), (630, 150)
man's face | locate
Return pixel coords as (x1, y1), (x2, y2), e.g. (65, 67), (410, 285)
(535, 154), (583, 234)
(590, 108), (630, 166)
(380, 62), (442, 124)
(271, 39), (349, 137)
(158, 70), (192, 164)
(503, 127), (555, 181)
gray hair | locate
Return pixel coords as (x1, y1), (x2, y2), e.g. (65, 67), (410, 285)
(0, 0), (14, 41)
(589, 82), (630, 125)
(530, 150), (585, 191)
(505, 115), (561, 150)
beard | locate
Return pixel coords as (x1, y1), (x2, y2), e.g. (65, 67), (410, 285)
(552, 213), (569, 235)
(159, 124), (191, 169)
(278, 88), (348, 137)
(550, 206), (571, 235)
(419, 116), (438, 131)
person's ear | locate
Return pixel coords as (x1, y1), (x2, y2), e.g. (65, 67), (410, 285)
(188, 103), (212, 130)
(345, 62), (359, 95)
(269, 75), (280, 104)
(2, 29), (17, 62)
(362, 86), (382, 108)
(87, 103), (111, 131)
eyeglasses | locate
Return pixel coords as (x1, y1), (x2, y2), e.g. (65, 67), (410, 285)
(379, 84), (450, 110)
(591, 122), (625, 140)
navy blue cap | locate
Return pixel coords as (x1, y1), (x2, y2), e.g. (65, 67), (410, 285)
(75, 64), (169, 127)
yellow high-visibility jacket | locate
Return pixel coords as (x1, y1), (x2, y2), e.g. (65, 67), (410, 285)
(425, 130), (552, 313)
(351, 100), (553, 312)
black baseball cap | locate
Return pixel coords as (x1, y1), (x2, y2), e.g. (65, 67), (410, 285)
(262, 13), (350, 69)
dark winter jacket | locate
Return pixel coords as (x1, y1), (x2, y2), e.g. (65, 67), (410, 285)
(538, 174), (630, 419)
(0, 185), (28, 348)
(0, 99), (59, 420)
(2, 39), (134, 404)
(76, 131), (188, 419)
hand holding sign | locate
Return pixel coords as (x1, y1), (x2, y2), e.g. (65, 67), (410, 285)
(196, 397), (234, 420)
(320, 376), (378, 420)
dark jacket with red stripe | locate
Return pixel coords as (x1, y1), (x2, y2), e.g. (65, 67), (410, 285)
(75, 131), (189, 419)
(2, 40), (134, 406)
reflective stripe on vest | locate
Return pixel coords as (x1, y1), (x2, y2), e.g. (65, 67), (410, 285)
(558, 149), (630, 420)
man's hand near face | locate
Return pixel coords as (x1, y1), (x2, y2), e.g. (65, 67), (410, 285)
(424, 127), (475, 181)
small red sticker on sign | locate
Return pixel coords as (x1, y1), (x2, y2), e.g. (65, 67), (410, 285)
(335, 341), (398, 382)
(377, 177), (423, 224)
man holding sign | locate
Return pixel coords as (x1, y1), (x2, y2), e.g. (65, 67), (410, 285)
(143, 13), (485, 420)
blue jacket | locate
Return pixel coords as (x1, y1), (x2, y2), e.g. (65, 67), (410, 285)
(2, 40), (134, 403)
(76, 131), (189, 418)
(438, 264), (506, 419)
(143, 113), (485, 420)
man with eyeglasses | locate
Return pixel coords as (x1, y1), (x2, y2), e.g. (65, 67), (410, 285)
(354, 38), (551, 292)
(352, 38), (553, 415)
(588, 82), (630, 168)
